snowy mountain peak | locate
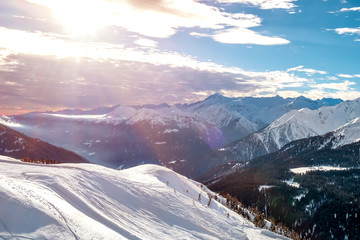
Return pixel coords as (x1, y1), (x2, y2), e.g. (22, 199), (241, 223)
(104, 105), (138, 121)
(204, 93), (229, 102)
(267, 108), (312, 130)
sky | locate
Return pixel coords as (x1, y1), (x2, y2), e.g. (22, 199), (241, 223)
(0, 0), (359, 115)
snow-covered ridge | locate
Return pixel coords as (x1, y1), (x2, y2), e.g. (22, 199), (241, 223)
(104, 106), (208, 129)
(268, 98), (360, 136)
(255, 98), (360, 152)
(330, 117), (360, 148)
(34, 94), (341, 136)
(0, 155), (285, 240)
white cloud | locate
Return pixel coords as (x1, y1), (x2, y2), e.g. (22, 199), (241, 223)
(0, 27), (126, 60)
(217, 0), (298, 10)
(24, 0), (290, 45)
(278, 81), (360, 101)
(287, 65), (327, 76)
(192, 91), (216, 96)
(276, 90), (303, 98)
(331, 27), (360, 35)
(134, 38), (158, 47)
(189, 32), (209, 38)
(327, 76), (338, 80)
(310, 80), (355, 91)
(5, 81), (23, 86)
(337, 73), (360, 78)
(329, 27), (360, 42)
(339, 6), (360, 12)
(338, 74), (354, 78)
(212, 28), (290, 45)
(302, 89), (360, 101)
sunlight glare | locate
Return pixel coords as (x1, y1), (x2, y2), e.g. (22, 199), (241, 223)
(51, 0), (112, 37)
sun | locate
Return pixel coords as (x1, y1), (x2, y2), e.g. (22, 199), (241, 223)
(51, 0), (111, 38)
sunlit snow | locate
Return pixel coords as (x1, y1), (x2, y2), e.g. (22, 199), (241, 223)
(290, 166), (349, 174)
(282, 179), (300, 188)
(258, 185), (274, 191)
(0, 155), (287, 240)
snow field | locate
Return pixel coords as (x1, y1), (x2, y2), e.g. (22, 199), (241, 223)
(0, 155), (286, 240)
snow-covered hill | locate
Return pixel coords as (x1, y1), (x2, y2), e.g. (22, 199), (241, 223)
(0, 155), (286, 240)
(220, 98), (360, 162)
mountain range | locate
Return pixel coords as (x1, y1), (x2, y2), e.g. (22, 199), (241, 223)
(2, 94), (342, 177)
(197, 98), (360, 171)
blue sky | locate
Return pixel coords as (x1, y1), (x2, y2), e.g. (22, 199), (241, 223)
(0, 0), (359, 114)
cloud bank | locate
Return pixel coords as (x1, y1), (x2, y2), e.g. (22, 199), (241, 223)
(0, 27), (358, 115)
(24, 0), (290, 45)
(0, 26), (300, 114)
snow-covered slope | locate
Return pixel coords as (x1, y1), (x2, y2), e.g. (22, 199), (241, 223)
(220, 98), (360, 162)
(0, 155), (286, 240)
(330, 117), (360, 148)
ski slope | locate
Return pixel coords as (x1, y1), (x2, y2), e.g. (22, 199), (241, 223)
(0, 155), (287, 240)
